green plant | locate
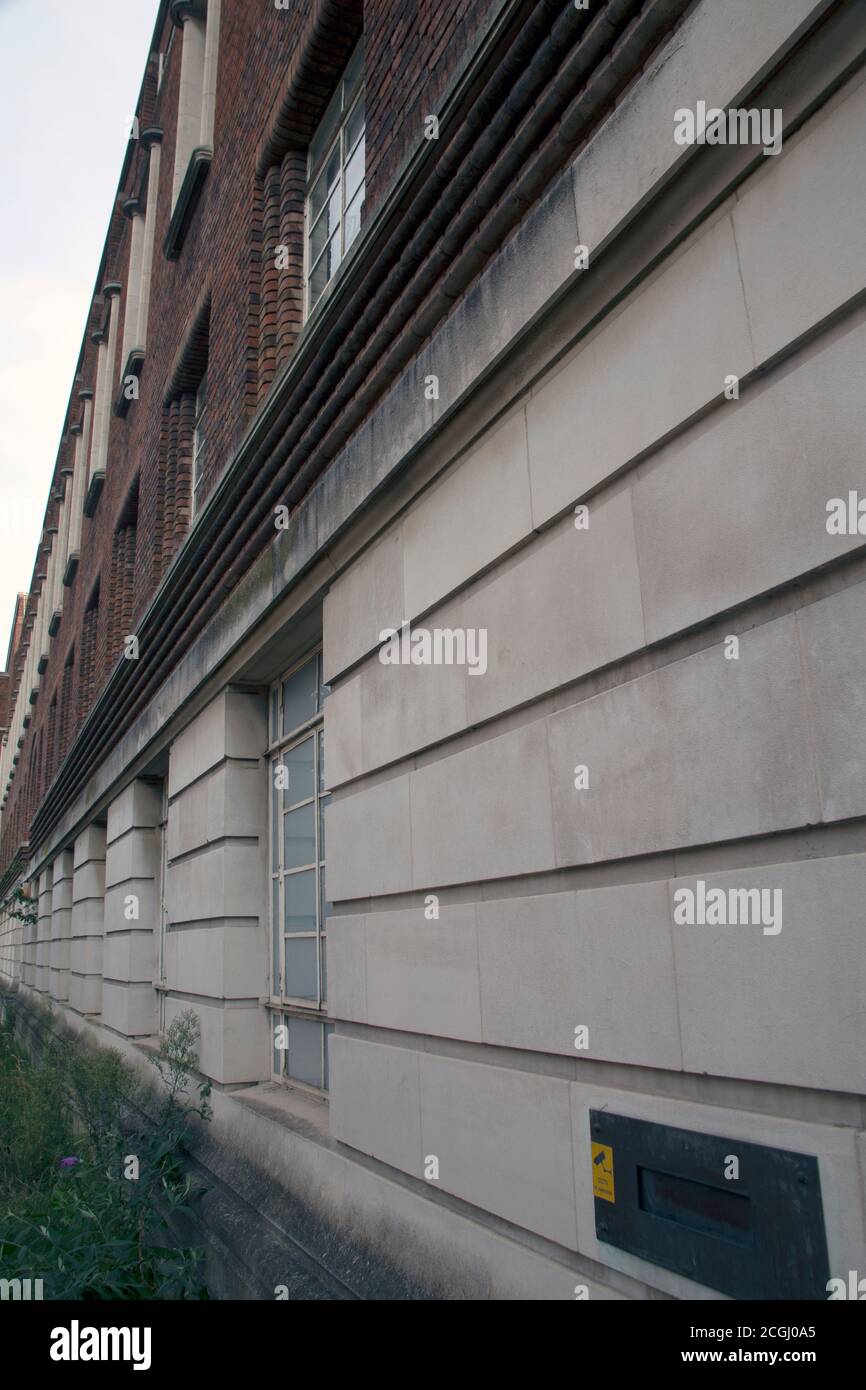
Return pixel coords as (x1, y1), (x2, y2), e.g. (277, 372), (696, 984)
(0, 1003), (211, 1299)
(0, 887), (38, 926)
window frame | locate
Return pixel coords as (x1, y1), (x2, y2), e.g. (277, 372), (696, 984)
(304, 43), (365, 319)
(267, 646), (332, 1093)
(156, 783), (169, 1034)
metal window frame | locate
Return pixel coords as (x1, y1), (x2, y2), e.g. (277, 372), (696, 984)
(267, 646), (331, 1092)
(156, 783), (169, 1034)
(304, 45), (365, 319)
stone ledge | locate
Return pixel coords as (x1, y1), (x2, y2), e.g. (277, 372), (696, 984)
(113, 347), (145, 418)
(83, 469), (105, 519)
(163, 147), (212, 262)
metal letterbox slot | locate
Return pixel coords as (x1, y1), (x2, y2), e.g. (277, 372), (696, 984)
(589, 1110), (830, 1300)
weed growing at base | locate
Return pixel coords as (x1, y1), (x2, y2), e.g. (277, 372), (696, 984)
(0, 999), (211, 1299)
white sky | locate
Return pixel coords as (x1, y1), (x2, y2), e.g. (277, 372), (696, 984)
(0, 0), (160, 663)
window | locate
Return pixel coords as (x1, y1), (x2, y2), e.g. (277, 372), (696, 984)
(305, 43), (365, 315)
(268, 648), (333, 1091)
(157, 784), (169, 1034)
(191, 375), (207, 520)
(79, 579), (100, 725)
(159, 293), (209, 560)
(109, 477), (139, 667)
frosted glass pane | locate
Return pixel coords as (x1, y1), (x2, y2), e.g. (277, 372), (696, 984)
(285, 936), (318, 1000)
(283, 803), (315, 870)
(284, 737), (314, 808)
(288, 1017), (322, 1087)
(282, 656), (318, 734)
(285, 868), (315, 932)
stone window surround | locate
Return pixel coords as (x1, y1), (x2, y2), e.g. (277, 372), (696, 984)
(47, 464), (73, 636)
(163, 0), (221, 261)
(63, 388), (93, 588)
(84, 284), (123, 520)
(114, 128), (164, 419)
(35, 526), (58, 674)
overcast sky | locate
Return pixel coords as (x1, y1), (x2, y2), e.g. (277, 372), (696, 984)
(0, 0), (160, 663)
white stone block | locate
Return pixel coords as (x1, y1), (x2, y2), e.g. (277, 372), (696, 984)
(477, 881), (680, 1068)
(526, 214), (754, 528)
(410, 718), (556, 890)
(672, 853), (866, 1093)
(419, 1051), (577, 1248)
(329, 1035), (422, 1175)
(797, 580), (866, 825)
(326, 774), (413, 902)
(632, 317), (866, 641)
(572, 0), (830, 254)
(733, 70), (866, 363)
(547, 613), (820, 867)
(364, 905), (482, 1040)
(402, 407), (532, 620)
(466, 492), (645, 726)
(323, 527), (405, 684)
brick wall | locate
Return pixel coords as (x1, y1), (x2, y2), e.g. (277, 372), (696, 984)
(2, 0), (686, 875)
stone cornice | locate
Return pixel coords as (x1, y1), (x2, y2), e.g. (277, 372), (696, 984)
(170, 0), (207, 27)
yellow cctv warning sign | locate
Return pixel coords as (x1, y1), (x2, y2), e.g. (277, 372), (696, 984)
(592, 1142), (615, 1203)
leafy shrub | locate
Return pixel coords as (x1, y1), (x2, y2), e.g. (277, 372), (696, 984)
(0, 1003), (211, 1299)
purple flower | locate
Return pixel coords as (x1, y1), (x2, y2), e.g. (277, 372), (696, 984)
(58, 1157), (80, 1168)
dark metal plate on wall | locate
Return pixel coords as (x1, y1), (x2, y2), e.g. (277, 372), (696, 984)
(589, 1110), (830, 1300)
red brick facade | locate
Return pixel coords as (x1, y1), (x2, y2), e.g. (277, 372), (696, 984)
(1, 0), (689, 879)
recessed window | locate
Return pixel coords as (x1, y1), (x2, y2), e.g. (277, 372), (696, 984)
(305, 43), (365, 316)
(191, 375), (207, 520)
(268, 648), (332, 1091)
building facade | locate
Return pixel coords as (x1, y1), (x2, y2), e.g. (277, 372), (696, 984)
(2, 0), (866, 1299)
